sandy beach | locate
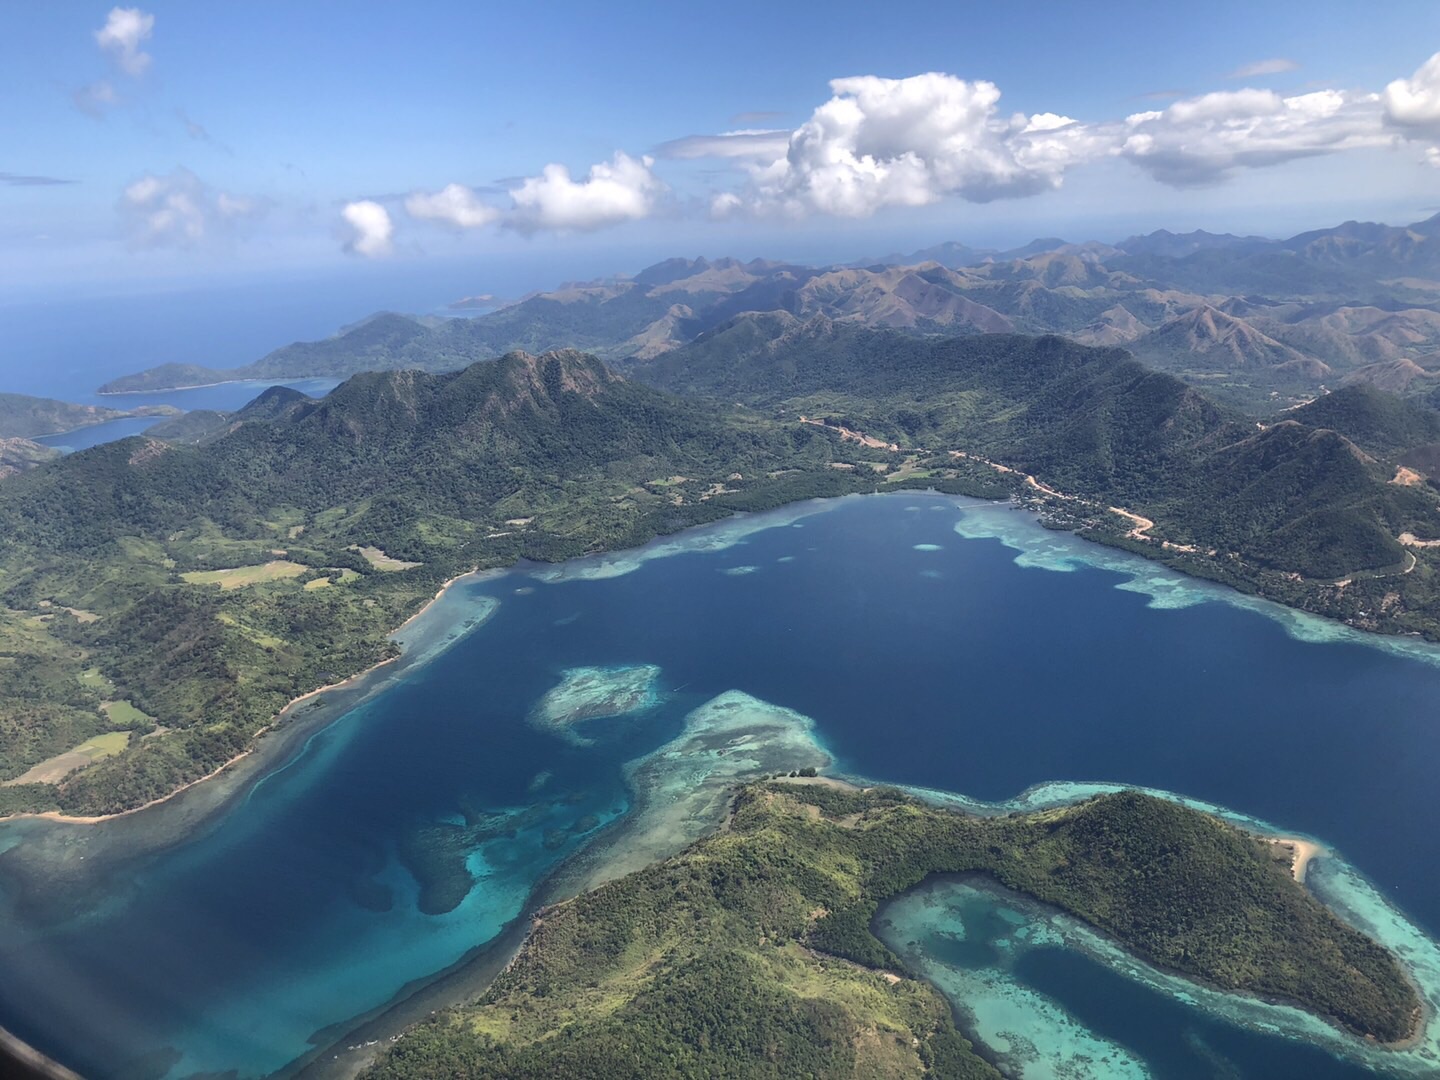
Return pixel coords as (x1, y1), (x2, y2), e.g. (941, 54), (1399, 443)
(1270, 836), (1325, 883)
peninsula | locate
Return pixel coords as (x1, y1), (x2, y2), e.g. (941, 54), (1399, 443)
(363, 784), (1420, 1079)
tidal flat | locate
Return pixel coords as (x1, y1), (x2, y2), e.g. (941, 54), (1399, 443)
(4, 492), (1440, 1079)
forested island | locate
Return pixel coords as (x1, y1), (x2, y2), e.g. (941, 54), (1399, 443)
(363, 783), (1420, 1079)
(4, 332), (1440, 820)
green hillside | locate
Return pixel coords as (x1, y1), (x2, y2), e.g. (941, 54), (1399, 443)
(8, 333), (1440, 817)
(364, 785), (1418, 1079)
(0, 351), (872, 815)
(643, 318), (1440, 584)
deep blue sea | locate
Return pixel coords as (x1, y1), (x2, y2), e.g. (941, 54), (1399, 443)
(1, 494), (1439, 1078)
(0, 257), (628, 406)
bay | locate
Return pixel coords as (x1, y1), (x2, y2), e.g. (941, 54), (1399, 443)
(2, 492), (1439, 1078)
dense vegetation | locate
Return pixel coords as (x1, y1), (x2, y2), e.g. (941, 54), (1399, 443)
(642, 318), (1440, 615)
(8, 327), (1440, 815)
(0, 351), (895, 814)
(363, 785), (1418, 1079)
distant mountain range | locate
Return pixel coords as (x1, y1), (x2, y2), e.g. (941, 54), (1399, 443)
(97, 212), (1440, 410)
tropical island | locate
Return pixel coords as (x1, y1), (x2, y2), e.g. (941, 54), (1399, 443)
(5, 326), (1440, 822)
(363, 782), (1420, 1079)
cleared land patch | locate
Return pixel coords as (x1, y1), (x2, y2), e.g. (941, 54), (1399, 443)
(4, 730), (133, 786)
(304, 568), (363, 590)
(101, 700), (154, 727)
(349, 546), (421, 571)
(181, 561), (309, 589)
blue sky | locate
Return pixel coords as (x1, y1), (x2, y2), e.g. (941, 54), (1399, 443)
(5, 2), (1440, 295)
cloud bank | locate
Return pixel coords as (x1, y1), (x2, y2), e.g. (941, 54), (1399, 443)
(508, 152), (664, 233)
(394, 152), (665, 244)
(345, 49), (1440, 250)
(693, 54), (1440, 217)
(1118, 88), (1391, 187)
(119, 168), (262, 248)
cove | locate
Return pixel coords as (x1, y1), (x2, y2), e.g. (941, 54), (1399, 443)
(2, 492), (1440, 1078)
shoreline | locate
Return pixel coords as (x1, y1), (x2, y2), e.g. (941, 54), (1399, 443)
(97, 377), (256, 395)
(95, 375), (341, 397)
(886, 868), (1428, 1059)
(25, 409), (173, 443)
(9, 484), (1440, 833)
(0, 568), (484, 830)
(2, 492), (1438, 1074)
(7, 452), (1439, 827)
(304, 773), (1426, 1079)
(1271, 835), (1326, 884)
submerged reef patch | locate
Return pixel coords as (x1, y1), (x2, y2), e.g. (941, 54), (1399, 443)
(950, 499), (1440, 667)
(529, 499), (837, 583)
(529, 665), (662, 746)
(564, 691), (831, 892)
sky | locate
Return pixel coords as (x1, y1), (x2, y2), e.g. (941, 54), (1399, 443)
(4, 1), (1440, 297)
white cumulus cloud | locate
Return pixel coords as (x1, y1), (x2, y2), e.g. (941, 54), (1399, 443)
(404, 183), (501, 229)
(342, 200), (394, 257)
(714, 73), (1102, 218)
(1385, 51), (1440, 135)
(349, 52), (1440, 244)
(506, 152), (664, 233)
(95, 7), (155, 77)
(675, 57), (1440, 218)
(1117, 87), (1392, 186)
(119, 168), (262, 248)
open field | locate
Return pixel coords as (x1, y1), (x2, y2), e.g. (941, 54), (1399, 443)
(3, 731), (132, 786)
(350, 546), (422, 571)
(304, 568), (363, 590)
(101, 701), (154, 727)
(181, 561), (309, 589)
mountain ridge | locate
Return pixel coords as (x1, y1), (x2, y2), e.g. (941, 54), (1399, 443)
(96, 212), (1440, 412)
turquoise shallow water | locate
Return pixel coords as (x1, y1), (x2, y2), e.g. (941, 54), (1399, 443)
(2, 493), (1440, 1077)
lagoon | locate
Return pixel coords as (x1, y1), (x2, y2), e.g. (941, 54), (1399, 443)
(2, 492), (1440, 1078)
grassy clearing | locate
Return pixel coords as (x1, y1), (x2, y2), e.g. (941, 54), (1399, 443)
(73, 731), (132, 758)
(181, 560), (309, 589)
(304, 567), (362, 590)
(78, 667), (114, 693)
(215, 611), (286, 650)
(4, 730), (133, 786)
(101, 700), (154, 727)
(351, 546), (422, 571)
